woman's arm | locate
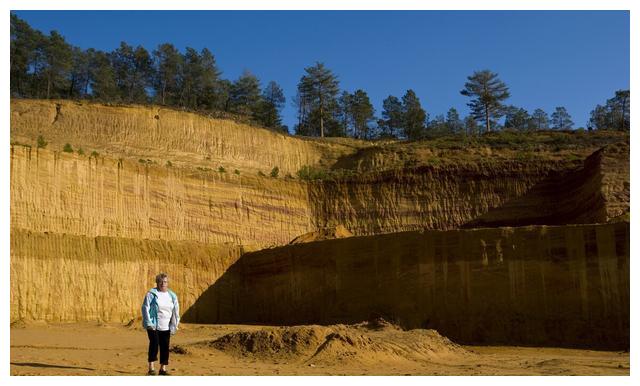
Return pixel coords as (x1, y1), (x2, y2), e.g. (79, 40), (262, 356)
(170, 295), (180, 334)
(141, 292), (153, 329)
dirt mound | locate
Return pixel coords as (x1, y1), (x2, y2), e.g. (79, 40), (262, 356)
(289, 225), (353, 244)
(204, 322), (468, 365)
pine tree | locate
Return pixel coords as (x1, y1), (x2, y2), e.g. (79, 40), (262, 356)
(445, 107), (464, 134)
(401, 89), (427, 140)
(350, 89), (375, 139)
(43, 30), (73, 99)
(297, 62), (340, 137)
(257, 81), (286, 130)
(381, 95), (403, 138)
(152, 43), (182, 105)
(460, 70), (510, 133)
(10, 13), (39, 97)
(531, 108), (549, 130)
(464, 115), (479, 136)
(229, 70), (261, 117)
(67, 47), (91, 98)
(610, 90), (630, 130)
(551, 106), (574, 130)
(89, 50), (118, 101)
(504, 106), (530, 131)
(111, 42), (152, 103)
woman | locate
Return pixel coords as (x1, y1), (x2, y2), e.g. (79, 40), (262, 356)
(141, 272), (180, 375)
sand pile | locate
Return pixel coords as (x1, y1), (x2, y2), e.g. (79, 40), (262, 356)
(203, 320), (468, 364)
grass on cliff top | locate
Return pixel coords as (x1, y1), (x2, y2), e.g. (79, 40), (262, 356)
(415, 129), (628, 151)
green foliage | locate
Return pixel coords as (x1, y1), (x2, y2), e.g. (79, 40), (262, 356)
(63, 143), (73, 153)
(90, 150), (99, 157)
(229, 71), (261, 116)
(255, 81), (286, 129)
(257, 170), (266, 177)
(234, 169), (240, 175)
(296, 165), (329, 181)
(460, 70), (510, 133)
(77, 148), (84, 155)
(589, 90), (630, 130)
(551, 107), (574, 130)
(380, 95), (403, 138)
(218, 166), (226, 173)
(295, 62), (340, 137)
(37, 135), (47, 149)
(270, 166), (279, 178)
(401, 89), (427, 140)
(197, 166), (211, 172)
(166, 160), (173, 167)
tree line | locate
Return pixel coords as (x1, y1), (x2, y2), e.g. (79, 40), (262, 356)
(11, 14), (630, 140)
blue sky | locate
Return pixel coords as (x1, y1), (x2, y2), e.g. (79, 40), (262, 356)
(13, 10), (630, 131)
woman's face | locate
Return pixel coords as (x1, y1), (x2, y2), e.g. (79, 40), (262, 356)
(158, 277), (169, 292)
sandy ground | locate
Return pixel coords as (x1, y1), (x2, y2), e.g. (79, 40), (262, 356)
(10, 321), (629, 376)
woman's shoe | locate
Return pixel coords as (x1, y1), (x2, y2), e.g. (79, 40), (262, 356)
(147, 369), (157, 376)
(159, 369), (170, 376)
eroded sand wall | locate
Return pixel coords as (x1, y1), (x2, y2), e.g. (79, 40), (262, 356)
(188, 222), (629, 349)
(308, 163), (566, 234)
(11, 146), (313, 247)
(10, 99), (342, 175)
(10, 229), (244, 322)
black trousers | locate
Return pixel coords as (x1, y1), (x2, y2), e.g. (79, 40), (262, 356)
(147, 329), (171, 365)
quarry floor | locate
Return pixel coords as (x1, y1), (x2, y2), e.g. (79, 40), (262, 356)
(10, 322), (629, 376)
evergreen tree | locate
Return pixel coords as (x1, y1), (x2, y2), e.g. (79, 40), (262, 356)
(89, 50), (118, 101)
(588, 89), (630, 130)
(445, 107), (464, 134)
(296, 62), (340, 137)
(229, 70), (261, 117)
(609, 90), (630, 130)
(42, 30), (73, 99)
(10, 13), (38, 97)
(464, 115), (479, 136)
(531, 108), (549, 130)
(504, 106), (531, 131)
(152, 43), (182, 105)
(401, 89), (427, 140)
(460, 70), (510, 133)
(336, 91), (353, 136)
(111, 42), (152, 103)
(551, 106), (574, 130)
(197, 48), (222, 110)
(179, 47), (202, 108)
(380, 95), (403, 138)
(67, 47), (91, 98)
(257, 81), (286, 130)
(350, 89), (375, 139)
(427, 114), (448, 137)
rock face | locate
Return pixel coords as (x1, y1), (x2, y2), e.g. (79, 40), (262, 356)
(184, 222), (629, 349)
(10, 100), (630, 350)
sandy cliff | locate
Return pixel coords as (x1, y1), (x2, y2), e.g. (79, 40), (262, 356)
(185, 222), (629, 349)
(10, 100), (630, 350)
